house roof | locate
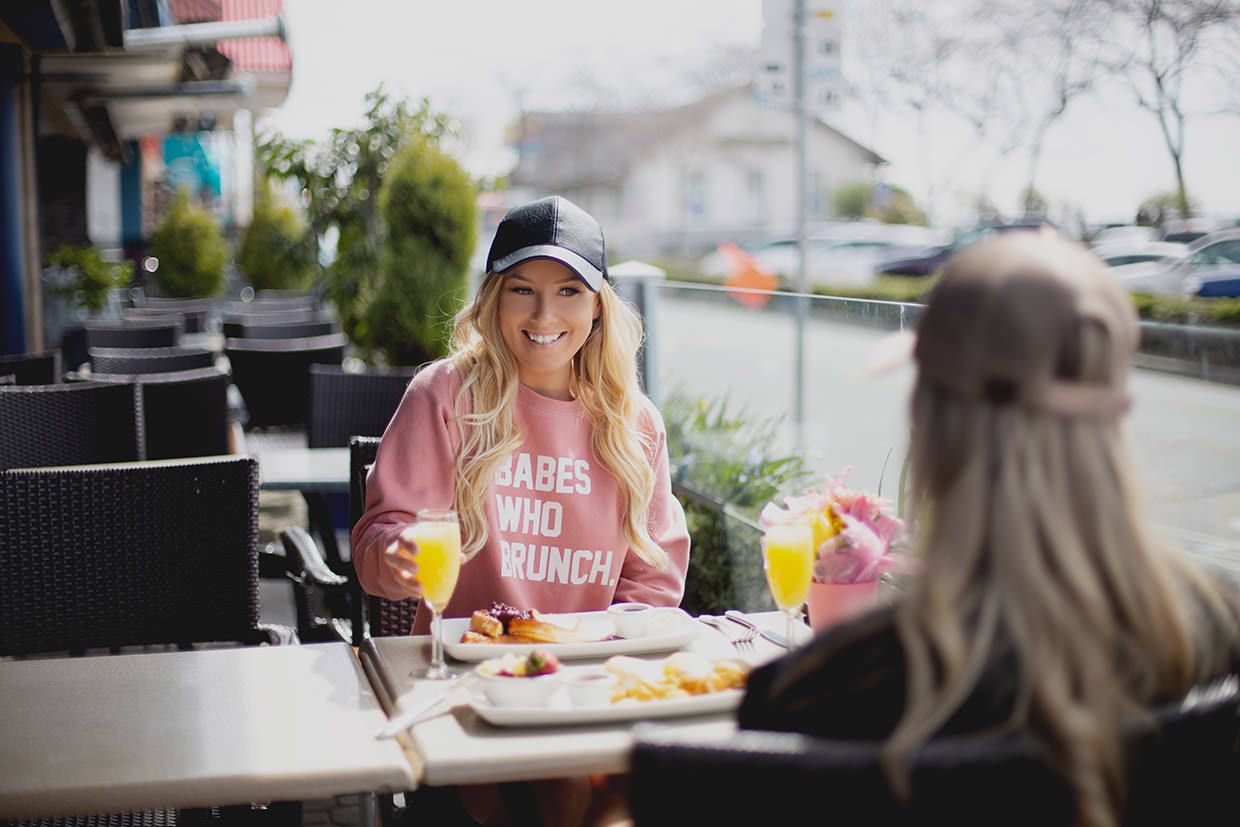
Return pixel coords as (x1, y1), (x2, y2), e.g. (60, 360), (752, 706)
(509, 85), (886, 190)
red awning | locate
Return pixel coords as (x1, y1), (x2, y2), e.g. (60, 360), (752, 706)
(217, 0), (291, 72)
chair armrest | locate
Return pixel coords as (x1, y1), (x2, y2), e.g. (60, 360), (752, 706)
(281, 525), (349, 587)
(257, 622), (300, 646)
(279, 525), (352, 644)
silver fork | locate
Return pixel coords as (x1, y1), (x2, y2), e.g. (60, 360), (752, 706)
(699, 615), (757, 651)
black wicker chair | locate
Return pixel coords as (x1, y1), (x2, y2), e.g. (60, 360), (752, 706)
(0, 456), (296, 827)
(84, 319), (183, 350)
(224, 334), (347, 430)
(227, 296), (318, 315)
(629, 676), (1240, 827)
(0, 349), (62, 384)
(123, 307), (209, 334)
(82, 368), (233, 460)
(277, 435), (418, 645)
(0, 455), (292, 656)
(221, 319), (339, 340)
(306, 365), (416, 449)
(89, 346), (217, 375)
(0, 381), (143, 469)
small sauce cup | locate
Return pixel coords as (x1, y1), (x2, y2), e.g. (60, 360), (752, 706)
(607, 603), (683, 638)
(563, 670), (616, 706)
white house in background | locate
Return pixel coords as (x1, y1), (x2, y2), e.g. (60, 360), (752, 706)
(506, 85), (887, 259)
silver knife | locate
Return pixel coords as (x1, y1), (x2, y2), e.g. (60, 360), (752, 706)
(374, 674), (476, 739)
(724, 610), (789, 648)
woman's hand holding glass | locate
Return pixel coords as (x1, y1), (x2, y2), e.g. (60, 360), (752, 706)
(383, 525), (429, 601)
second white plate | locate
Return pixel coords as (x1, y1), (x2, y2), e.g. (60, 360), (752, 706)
(469, 685), (743, 727)
(442, 609), (700, 662)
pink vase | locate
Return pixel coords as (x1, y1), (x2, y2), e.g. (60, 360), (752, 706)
(806, 579), (879, 630)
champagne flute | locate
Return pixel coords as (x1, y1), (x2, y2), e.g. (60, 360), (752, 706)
(409, 509), (465, 680)
(762, 522), (814, 649)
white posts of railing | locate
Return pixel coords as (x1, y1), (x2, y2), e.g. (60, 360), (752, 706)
(609, 260), (666, 408)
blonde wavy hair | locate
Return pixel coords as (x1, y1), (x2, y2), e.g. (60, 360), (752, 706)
(444, 271), (666, 569)
(885, 323), (1240, 827)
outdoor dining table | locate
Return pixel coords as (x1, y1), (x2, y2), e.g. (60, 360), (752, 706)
(360, 610), (799, 787)
(0, 641), (416, 820)
(252, 444), (349, 494)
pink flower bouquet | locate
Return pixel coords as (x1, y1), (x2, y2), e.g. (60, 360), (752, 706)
(758, 468), (916, 585)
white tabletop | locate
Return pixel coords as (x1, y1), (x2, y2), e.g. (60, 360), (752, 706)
(360, 611), (799, 787)
(0, 642), (416, 819)
(253, 446), (349, 492)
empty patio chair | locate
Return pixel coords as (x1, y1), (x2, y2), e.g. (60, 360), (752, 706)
(89, 345), (218, 375)
(224, 333), (346, 430)
(0, 455), (292, 656)
(84, 318), (183, 350)
(123, 306), (209, 334)
(0, 348), (62, 384)
(307, 364), (416, 449)
(0, 381), (143, 469)
(221, 318), (339, 340)
(84, 367), (233, 460)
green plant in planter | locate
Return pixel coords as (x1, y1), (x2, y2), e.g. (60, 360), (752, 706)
(663, 388), (812, 614)
(367, 133), (476, 366)
(44, 244), (130, 314)
(237, 181), (316, 291)
(149, 189), (227, 298)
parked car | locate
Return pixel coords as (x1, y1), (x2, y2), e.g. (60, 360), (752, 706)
(1110, 229), (1240, 296)
(874, 218), (1057, 277)
(1089, 225), (1161, 246)
(1159, 217), (1221, 244)
(699, 225), (942, 287)
(1088, 239), (1188, 268)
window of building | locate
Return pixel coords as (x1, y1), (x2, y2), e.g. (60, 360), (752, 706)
(746, 169), (766, 223)
(683, 170), (706, 219)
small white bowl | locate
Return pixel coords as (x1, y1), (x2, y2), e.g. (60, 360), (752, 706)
(563, 669), (616, 707)
(475, 660), (562, 707)
(607, 603), (683, 638)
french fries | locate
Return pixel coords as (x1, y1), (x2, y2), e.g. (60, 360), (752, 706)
(604, 651), (750, 703)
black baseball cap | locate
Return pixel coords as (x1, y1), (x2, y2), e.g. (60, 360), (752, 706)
(485, 195), (608, 292)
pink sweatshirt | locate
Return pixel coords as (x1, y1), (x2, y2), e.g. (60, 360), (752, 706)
(351, 358), (690, 634)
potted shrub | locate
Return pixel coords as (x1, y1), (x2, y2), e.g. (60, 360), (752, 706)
(149, 190), (227, 298)
(237, 181), (317, 292)
(44, 244), (130, 316)
(366, 134), (476, 366)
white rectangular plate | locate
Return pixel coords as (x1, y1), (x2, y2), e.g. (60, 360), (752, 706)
(442, 609), (701, 662)
(469, 685), (743, 728)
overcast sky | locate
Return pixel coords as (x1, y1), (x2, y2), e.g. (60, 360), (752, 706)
(259, 0), (1240, 227)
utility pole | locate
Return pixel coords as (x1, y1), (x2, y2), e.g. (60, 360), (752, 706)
(793, 0), (809, 446)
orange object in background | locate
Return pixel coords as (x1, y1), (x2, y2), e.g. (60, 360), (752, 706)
(718, 242), (777, 308)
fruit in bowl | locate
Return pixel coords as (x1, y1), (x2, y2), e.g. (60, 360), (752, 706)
(475, 650), (563, 707)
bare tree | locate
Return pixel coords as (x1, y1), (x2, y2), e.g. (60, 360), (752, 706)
(1085, 0), (1240, 215)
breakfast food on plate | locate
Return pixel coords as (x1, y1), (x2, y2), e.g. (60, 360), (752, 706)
(478, 649), (563, 677)
(604, 651), (750, 702)
(460, 601), (597, 644)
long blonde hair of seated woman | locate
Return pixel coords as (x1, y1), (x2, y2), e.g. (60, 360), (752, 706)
(885, 322), (1240, 827)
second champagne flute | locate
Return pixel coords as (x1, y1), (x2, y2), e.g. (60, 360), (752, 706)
(762, 522), (814, 649)
(410, 508), (465, 680)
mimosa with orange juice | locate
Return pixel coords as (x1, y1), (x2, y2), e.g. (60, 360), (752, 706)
(412, 519), (462, 610)
(411, 509), (465, 679)
(763, 522), (814, 648)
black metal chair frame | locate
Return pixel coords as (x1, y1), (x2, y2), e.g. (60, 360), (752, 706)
(222, 319), (338, 340)
(123, 306), (209, 334)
